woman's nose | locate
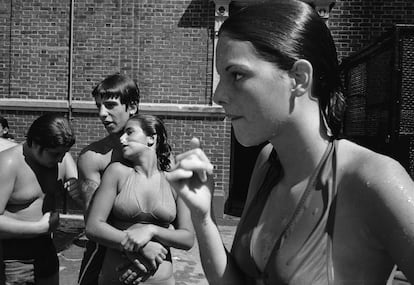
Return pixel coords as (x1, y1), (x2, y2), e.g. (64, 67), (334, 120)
(120, 133), (127, 144)
(212, 80), (228, 106)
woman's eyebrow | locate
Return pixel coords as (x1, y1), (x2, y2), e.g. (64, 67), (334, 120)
(225, 62), (250, 72)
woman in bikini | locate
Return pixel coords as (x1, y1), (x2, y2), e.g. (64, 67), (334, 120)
(166, 1), (414, 284)
(86, 114), (194, 284)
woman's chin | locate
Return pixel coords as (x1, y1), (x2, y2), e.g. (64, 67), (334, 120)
(122, 150), (132, 159)
(234, 130), (267, 147)
(234, 135), (263, 148)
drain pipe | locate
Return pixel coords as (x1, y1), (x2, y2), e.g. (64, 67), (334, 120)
(64, 0), (75, 214)
(68, 0), (74, 121)
(8, 0), (12, 98)
(212, 0), (229, 94)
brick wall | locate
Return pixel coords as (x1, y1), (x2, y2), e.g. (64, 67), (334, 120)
(0, 0), (228, 215)
(0, 1), (10, 98)
(1, 0), (414, 216)
(330, 0), (414, 62)
(0, 0), (70, 101)
(70, 0), (215, 104)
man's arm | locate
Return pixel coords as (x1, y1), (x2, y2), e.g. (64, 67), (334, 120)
(77, 150), (102, 212)
(59, 152), (82, 205)
(60, 152), (78, 180)
(0, 212), (58, 239)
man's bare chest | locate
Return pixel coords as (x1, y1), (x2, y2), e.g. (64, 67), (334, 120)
(10, 166), (60, 204)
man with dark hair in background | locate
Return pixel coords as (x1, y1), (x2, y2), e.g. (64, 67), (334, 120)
(0, 113), (76, 285)
(78, 73), (166, 285)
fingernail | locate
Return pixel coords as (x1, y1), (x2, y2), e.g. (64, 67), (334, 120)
(190, 137), (200, 149)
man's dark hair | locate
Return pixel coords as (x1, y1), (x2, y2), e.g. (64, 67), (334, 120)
(26, 113), (75, 149)
(92, 73), (140, 114)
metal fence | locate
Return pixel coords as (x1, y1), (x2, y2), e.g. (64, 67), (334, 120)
(341, 24), (414, 178)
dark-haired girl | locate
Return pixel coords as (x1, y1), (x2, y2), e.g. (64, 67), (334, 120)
(86, 115), (194, 284)
(166, 1), (414, 284)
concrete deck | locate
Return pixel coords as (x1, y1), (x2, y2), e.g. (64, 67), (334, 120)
(56, 216), (239, 285)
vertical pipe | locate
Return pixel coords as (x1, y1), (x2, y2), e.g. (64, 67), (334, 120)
(64, 0), (75, 214)
(8, 0), (13, 97)
(212, 1), (229, 95)
(68, 0), (74, 120)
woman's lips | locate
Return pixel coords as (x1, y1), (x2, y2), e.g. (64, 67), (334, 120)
(226, 114), (242, 121)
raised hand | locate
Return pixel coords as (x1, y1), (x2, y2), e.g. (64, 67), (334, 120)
(165, 137), (215, 219)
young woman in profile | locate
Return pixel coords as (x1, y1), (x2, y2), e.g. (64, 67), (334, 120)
(86, 114), (194, 285)
(166, 1), (414, 284)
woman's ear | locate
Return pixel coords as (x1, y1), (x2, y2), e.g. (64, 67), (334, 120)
(147, 134), (156, 147)
(289, 59), (313, 97)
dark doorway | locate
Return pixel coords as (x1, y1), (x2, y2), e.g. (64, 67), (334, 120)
(225, 129), (266, 217)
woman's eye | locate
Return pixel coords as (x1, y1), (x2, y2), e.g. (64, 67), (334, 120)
(233, 72), (243, 81)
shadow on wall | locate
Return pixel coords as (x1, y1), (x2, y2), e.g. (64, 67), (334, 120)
(178, 0), (215, 29)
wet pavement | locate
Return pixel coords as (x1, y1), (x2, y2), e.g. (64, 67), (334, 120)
(55, 215), (239, 285)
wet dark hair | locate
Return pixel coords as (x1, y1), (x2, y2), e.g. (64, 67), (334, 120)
(92, 73), (140, 114)
(219, 0), (345, 137)
(128, 114), (172, 171)
(26, 113), (75, 149)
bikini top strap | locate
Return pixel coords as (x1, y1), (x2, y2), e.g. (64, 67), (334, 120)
(262, 140), (336, 272)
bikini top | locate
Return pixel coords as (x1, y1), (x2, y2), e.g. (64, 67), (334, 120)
(231, 141), (337, 285)
(110, 170), (177, 230)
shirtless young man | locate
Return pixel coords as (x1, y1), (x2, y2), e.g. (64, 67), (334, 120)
(78, 73), (158, 285)
(0, 113), (76, 285)
(0, 138), (80, 202)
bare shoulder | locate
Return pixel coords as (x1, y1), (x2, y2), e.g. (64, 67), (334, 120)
(79, 136), (114, 157)
(337, 139), (411, 186)
(336, 140), (414, 279)
(0, 144), (23, 172)
(101, 161), (131, 186)
(336, 139), (413, 211)
(0, 138), (18, 152)
(105, 161), (129, 174)
(78, 136), (115, 174)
